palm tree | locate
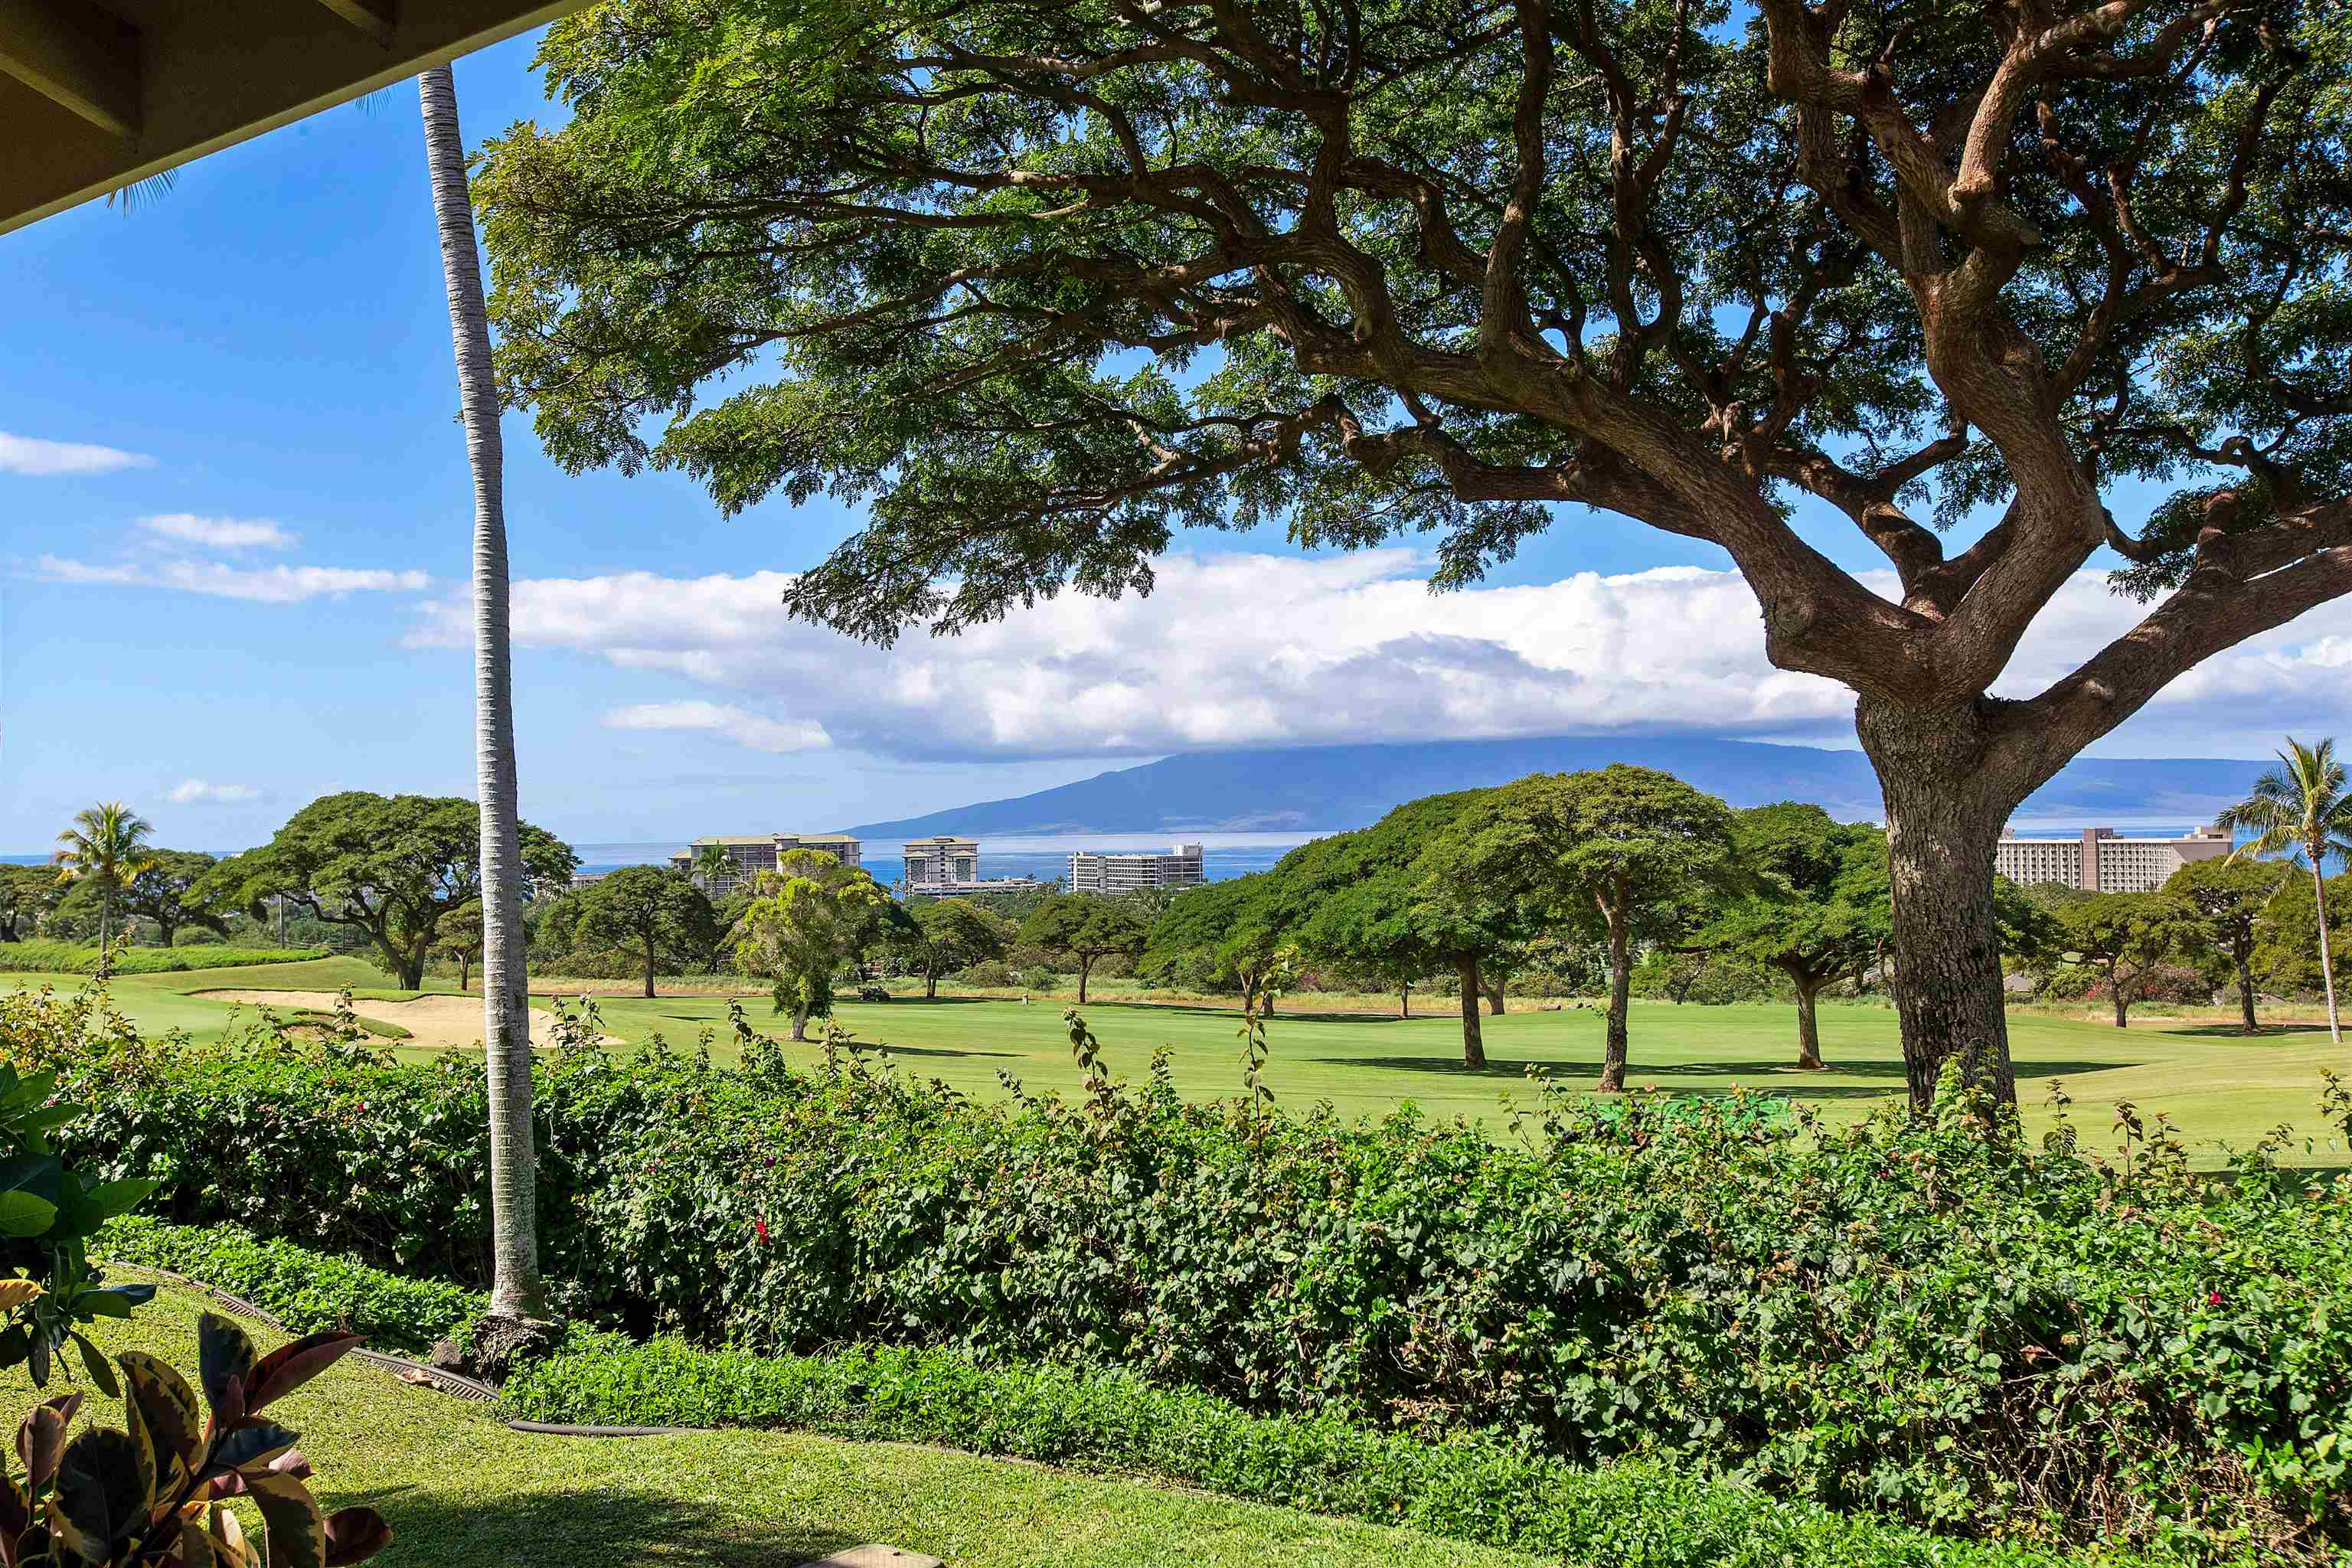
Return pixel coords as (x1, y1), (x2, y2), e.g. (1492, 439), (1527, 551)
(691, 843), (733, 893)
(54, 802), (157, 950)
(2220, 737), (2352, 1044)
(421, 62), (543, 1323)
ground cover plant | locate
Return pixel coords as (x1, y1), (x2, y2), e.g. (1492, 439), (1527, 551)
(26, 1290), (1504, 1568)
(17, 977), (2352, 1563)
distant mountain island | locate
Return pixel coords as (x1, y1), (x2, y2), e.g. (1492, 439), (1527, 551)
(844, 735), (2267, 839)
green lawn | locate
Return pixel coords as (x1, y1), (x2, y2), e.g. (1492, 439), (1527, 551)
(9, 1289), (1514, 1568)
(9, 957), (2348, 1161)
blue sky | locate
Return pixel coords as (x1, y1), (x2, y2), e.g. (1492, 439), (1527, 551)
(5, 28), (2347, 855)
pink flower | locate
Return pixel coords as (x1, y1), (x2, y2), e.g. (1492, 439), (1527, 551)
(2207, 1290), (2224, 1308)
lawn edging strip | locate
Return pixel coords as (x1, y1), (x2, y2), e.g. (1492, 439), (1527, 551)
(499, 1336), (2133, 1568)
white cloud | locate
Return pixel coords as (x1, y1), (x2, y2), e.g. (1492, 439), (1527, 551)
(605, 700), (833, 755)
(0, 431), (152, 477)
(40, 556), (426, 603)
(139, 514), (297, 550)
(406, 553), (2352, 763)
(167, 779), (260, 805)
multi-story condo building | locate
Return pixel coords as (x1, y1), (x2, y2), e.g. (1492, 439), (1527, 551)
(1994, 823), (2231, 893)
(1068, 843), (1207, 894)
(670, 832), (864, 895)
(903, 836), (980, 887)
(900, 835), (1041, 898)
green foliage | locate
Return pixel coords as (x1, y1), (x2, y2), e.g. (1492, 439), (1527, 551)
(1629, 950), (1783, 1005)
(0, 1312), (387, 1567)
(1018, 897), (1148, 1003)
(0, 868), (57, 944)
(120, 853), (233, 950)
(40, 996), (2352, 1560)
(2051, 893), (2204, 1025)
(572, 866), (720, 998)
(0, 1059), (155, 1393)
(197, 793), (577, 989)
(731, 851), (892, 1037)
(2165, 858), (2294, 1025)
(0, 946), (327, 978)
(504, 1338), (2102, 1568)
(2252, 874), (2352, 1000)
(886, 900), (1013, 998)
(94, 1220), (482, 1358)
(54, 803), (159, 952)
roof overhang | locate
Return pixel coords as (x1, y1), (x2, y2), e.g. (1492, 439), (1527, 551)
(0, 0), (583, 236)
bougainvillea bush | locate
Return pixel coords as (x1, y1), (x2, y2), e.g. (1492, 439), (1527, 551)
(12, 985), (2352, 1560)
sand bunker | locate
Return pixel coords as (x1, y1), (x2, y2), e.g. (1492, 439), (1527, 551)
(198, 990), (609, 1050)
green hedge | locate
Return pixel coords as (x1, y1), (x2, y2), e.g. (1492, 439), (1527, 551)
(0, 940), (328, 975)
(96, 1215), (482, 1354)
(19, 986), (2352, 1561)
(504, 1338), (2121, 1568)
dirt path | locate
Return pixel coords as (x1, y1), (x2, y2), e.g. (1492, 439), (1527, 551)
(198, 990), (612, 1050)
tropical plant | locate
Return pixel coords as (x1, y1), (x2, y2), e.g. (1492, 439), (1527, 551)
(0, 1313), (388, 1567)
(0, 869), (58, 944)
(0, 1063), (155, 1391)
(690, 844), (733, 894)
(1018, 897), (1149, 1006)
(572, 866), (720, 998)
(2220, 738), (2352, 1044)
(196, 794), (575, 991)
(420, 59), (546, 1331)
(54, 807), (157, 952)
(1138, 875), (1288, 1012)
(2164, 857), (2293, 1034)
(1426, 768), (1740, 1090)
(731, 851), (891, 1039)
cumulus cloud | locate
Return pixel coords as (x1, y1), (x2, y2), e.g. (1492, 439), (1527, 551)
(405, 551), (2352, 762)
(40, 556), (426, 603)
(139, 514), (297, 550)
(167, 779), (260, 805)
(605, 700), (833, 755)
(0, 431), (152, 476)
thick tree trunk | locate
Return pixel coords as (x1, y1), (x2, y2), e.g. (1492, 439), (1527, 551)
(156, 917), (176, 949)
(1077, 957), (1093, 1004)
(2236, 952), (2259, 1034)
(1857, 697), (2021, 1115)
(1600, 904), (1631, 1093)
(1399, 985), (1410, 1019)
(2112, 990), (2128, 1028)
(459, 954), (473, 991)
(790, 1004), (811, 1042)
(643, 935), (658, 999)
(1458, 956), (1486, 1070)
(926, 967), (939, 1000)
(1484, 971), (1505, 1015)
(423, 63), (544, 1321)
(2312, 856), (2342, 1045)
(1792, 972), (1824, 1070)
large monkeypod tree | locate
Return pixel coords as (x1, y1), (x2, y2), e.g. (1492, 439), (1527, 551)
(476, 0), (2352, 1113)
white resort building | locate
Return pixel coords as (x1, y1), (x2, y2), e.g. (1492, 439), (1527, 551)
(1068, 843), (1207, 893)
(900, 835), (1041, 897)
(1994, 824), (2231, 893)
(670, 832), (864, 895)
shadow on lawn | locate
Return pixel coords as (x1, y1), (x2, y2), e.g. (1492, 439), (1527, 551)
(345, 1483), (864, 1567)
(1315, 1055), (2139, 1088)
(2164, 1021), (2340, 1040)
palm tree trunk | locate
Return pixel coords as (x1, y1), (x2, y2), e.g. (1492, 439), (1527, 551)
(422, 62), (544, 1322)
(2312, 850), (2342, 1045)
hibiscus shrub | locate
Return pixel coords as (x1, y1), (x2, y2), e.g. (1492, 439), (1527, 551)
(17, 985), (2352, 1560)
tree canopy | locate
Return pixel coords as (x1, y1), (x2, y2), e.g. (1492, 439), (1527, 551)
(2052, 890), (2199, 1027)
(201, 792), (577, 988)
(733, 849), (893, 1037)
(1696, 802), (1889, 1068)
(2164, 855), (2290, 1033)
(475, 0), (2352, 1109)
(890, 897), (1016, 998)
(1426, 766), (1737, 1089)
(576, 865), (724, 997)
(1020, 894), (1150, 1003)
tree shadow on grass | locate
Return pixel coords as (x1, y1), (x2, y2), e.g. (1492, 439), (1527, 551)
(2164, 1022), (2339, 1040)
(339, 1482), (863, 1567)
(1315, 1055), (2139, 1087)
(851, 1043), (1020, 1060)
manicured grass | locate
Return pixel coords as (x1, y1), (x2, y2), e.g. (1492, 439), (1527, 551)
(8, 957), (2347, 1160)
(15, 1289), (1522, 1568)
